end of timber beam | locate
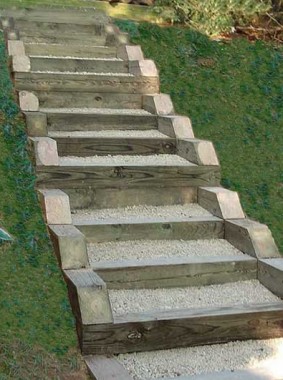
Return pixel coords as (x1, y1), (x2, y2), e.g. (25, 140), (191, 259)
(117, 44), (144, 61)
(129, 59), (158, 77)
(225, 219), (280, 259)
(19, 91), (39, 112)
(29, 137), (59, 166)
(38, 189), (72, 225)
(259, 258), (283, 298)
(105, 24), (129, 46)
(198, 187), (245, 219)
(7, 40), (26, 56)
(25, 112), (48, 137)
(11, 54), (31, 73)
(85, 355), (134, 380)
(158, 115), (194, 139)
(143, 94), (174, 115)
(48, 224), (89, 270)
(4, 28), (20, 41)
(64, 269), (113, 325)
(177, 139), (219, 166)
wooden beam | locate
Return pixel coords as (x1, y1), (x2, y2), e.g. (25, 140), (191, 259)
(93, 255), (257, 289)
(225, 219), (280, 259)
(38, 188), (72, 225)
(25, 112), (48, 137)
(29, 137), (59, 166)
(258, 258), (283, 298)
(177, 139), (219, 166)
(85, 355), (134, 380)
(143, 94), (174, 115)
(81, 302), (283, 354)
(158, 115), (194, 139)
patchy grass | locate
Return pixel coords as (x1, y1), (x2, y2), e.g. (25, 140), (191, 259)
(116, 20), (283, 252)
(0, 33), (88, 379)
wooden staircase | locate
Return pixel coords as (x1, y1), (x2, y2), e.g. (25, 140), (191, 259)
(1, 7), (283, 380)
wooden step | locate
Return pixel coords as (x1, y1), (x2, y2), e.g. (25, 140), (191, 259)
(42, 108), (158, 131)
(24, 43), (117, 58)
(79, 282), (283, 354)
(36, 157), (220, 191)
(50, 133), (176, 156)
(87, 239), (257, 289)
(30, 56), (129, 74)
(15, 72), (159, 95)
(70, 205), (223, 243)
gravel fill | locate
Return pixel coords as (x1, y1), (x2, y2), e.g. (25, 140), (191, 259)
(32, 70), (133, 76)
(49, 130), (167, 138)
(109, 280), (280, 316)
(72, 204), (211, 224)
(59, 154), (193, 166)
(88, 239), (244, 264)
(27, 42), (107, 48)
(118, 338), (283, 379)
(40, 107), (152, 115)
(30, 55), (122, 61)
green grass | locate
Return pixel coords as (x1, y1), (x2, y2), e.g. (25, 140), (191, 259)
(116, 20), (283, 252)
(0, 33), (87, 379)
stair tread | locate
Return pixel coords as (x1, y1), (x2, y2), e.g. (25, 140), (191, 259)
(117, 337), (283, 380)
(59, 154), (194, 167)
(72, 204), (212, 225)
(30, 70), (134, 76)
(29, 55), (123, 61)
(88, 239), (246, 265)
(109, 280), (281, 317)
(49, 130), (168, 138)
(40, 107), (153, 115)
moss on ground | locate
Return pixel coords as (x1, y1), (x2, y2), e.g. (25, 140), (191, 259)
(0, 34), (88, 379)
(116, 20), (283, 253)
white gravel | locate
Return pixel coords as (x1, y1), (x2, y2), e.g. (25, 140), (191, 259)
(40, 107), (152, 115)
(109, 280), (280, 316)
(32, 70), (133, 76)
(118, 338), (283, 379)
(30, 55), (122, 61)
(72, 204), (211, 224)
(59, 154), (193, 166)
(49, 130), (166, 138)
(87, 239), (244, 264)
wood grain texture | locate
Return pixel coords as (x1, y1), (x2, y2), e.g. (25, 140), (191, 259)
(47, 112), (158, 132)
(259, 259), (283, 298)
(15, 72), (159, 94)
(93, 255), (257, 289)
(85, 355), (133, 380)
(65, 186), (197, 210)
(81, 302), (283, 354)
(36, 91), (142, 109)
(30, 57), (129, 74)
(36, 165), (221, 189)
(55, 137), (177, 156)
(75, 217), (224, 243)
(25, 43), (117, 58)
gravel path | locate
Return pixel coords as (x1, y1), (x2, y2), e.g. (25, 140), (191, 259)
(118, 338), (283, 379)
(30, 55), (123, 61)
(109, 280), (280, 316)
(49, 130), (167, 138)
(40, 107), (152, 115)
(32, 70), (134, 76)
(60, 154), (193, 166)
(72, 204), (211, 224)
(87, 239), (244, 264)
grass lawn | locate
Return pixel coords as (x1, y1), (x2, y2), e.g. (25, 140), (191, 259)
(116, 20), (283, 253)
(0, 34), (88, 379)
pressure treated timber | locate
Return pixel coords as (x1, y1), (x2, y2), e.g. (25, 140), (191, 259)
(85, 355), (134, 380)
(65, 186), (197, 210)
(54, 136), (177, 156)
(35, 164), (221, 190)
(80, 302), (283, 354)
(74, 216), (224, 243)
(14, 72), (159, 95)
(35, 91), (143, 109)
(92, 255), (257, 289)
(259, 259), (283, 298)
(44, 109), (158, 131)
(64, 269), (113, 325)
(48, 224), (89, 270)
(30, 56), (129, 74)
(24, 43), (118, 58)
